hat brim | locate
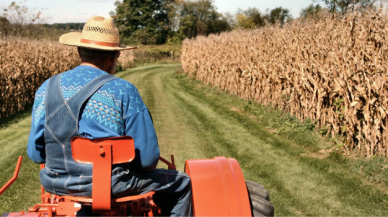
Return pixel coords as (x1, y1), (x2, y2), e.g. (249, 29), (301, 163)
(59, 32), (137, 51)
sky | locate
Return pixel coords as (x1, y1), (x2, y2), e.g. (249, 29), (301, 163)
(0, 0), (318, 24)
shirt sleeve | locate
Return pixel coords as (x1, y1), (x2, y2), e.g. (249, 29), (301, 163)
(27, 81), (48, 164)
(123, 86), (160, 172)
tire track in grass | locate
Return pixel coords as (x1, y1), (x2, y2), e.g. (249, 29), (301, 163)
(125, 64), (213, 170)
(141, 67), (303, 215)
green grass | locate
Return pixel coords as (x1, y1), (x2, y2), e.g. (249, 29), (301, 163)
(1, 63), (388, 216)
(0, 109), (41, 213)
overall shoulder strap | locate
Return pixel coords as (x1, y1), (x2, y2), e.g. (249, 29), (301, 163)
(45, 74), (64, 118)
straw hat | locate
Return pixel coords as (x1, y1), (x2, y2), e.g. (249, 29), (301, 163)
(59, 16), (136, 51)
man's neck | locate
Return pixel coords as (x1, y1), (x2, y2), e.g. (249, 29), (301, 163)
(80, 61), (114, 75)
(80, 62), (102, 70)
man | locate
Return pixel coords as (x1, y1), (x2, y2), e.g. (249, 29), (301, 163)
(27, 16), (192, 216)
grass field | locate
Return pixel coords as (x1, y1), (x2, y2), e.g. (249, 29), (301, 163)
(1, 64), (388, 216)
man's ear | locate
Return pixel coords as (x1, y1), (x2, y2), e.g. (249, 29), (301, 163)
(110, 51), (118, 62)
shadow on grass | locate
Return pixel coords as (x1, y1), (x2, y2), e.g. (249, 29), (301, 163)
(0, 105), (32, 130)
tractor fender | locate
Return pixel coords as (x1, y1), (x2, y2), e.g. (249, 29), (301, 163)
(185, 157), (251, 216)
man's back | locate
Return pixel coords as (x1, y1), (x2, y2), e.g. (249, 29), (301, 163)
(27, 65), (160, 197)
(27, 16), (192, 215)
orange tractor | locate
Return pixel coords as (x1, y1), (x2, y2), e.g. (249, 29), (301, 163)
(1, 136), (274, 216)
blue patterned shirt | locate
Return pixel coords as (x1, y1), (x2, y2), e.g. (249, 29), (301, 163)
(27, 65), (160, 171)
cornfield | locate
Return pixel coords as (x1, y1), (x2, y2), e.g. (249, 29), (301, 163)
(0, 38), (79, 119)
(182, 8), (388, 157)
(118, 49), (135, 70)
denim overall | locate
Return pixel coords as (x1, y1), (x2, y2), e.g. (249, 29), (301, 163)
(40, 73), (118, 197)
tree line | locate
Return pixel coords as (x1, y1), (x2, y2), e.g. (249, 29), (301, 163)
(110, 0), (385, 45)
(42, 23), (85, 31)
(0, 0), (385, 43)
(110, 0), (293, 45)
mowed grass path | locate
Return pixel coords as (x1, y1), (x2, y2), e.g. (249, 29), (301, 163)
(1, 64), (388, 216)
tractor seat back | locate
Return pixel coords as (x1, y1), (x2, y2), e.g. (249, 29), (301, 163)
(69, 136), (136, 213)
(71, 136), (135, 164)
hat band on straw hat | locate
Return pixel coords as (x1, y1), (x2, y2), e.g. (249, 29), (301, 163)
(80, 38), (119, 48)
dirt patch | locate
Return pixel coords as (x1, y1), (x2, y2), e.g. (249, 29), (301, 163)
(230, 107), (256, 118)
(230, 107), (240, 112)
(267, 128), (277, 133)
(301, 147), (336, 159)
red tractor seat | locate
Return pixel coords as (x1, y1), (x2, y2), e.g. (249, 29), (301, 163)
(64, 136), (156, 215)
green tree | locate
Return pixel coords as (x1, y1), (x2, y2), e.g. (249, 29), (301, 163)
(207, 14), (230, 34)
(0, 16), (10, 38)
(222, 11), (236, 28)
(266, 7), (292, 26)
(244, 7), (266, 27)
(111, 0), (174, 45)
(301, 4), (323, 18)
(235, 14), (254, 29)
(235, 7), (265, 29)
(314, 0), (376, 14)
(178, 0), (230, 39)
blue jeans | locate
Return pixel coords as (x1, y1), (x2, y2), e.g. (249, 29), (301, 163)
(112, 168), (192, 216)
